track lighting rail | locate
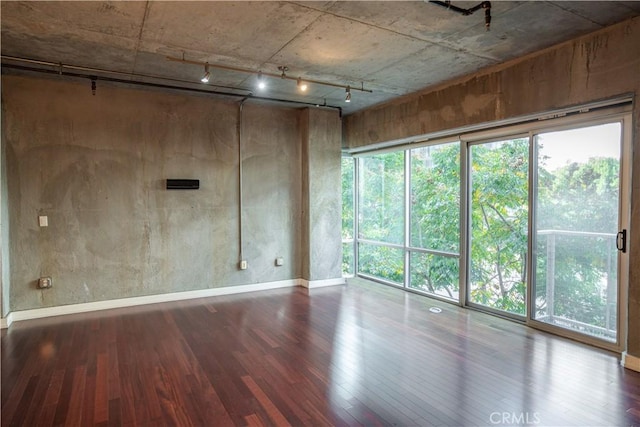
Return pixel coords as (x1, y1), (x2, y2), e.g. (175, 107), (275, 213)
(165, 55), (373, 93)
(0, 55), (343, 113)
(1, 55), (250, 94)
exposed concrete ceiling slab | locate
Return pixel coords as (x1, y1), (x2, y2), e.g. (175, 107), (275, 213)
(321, 1), (523, 46)
(269, 13), (429, 78)
(443, 2), (603, 60)
(0, 1), (146, 39)
(1, 31), (139, 73)
(2, 1), (638, 114)
(365, 43), (496, 92)
(140, 1), (324, 65)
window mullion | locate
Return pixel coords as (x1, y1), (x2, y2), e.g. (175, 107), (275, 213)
(404, 150), (411, 289)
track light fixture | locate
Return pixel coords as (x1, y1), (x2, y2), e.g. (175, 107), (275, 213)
(345, 86), (351, 103)
(257, 71), (266, 90)
(200, 62), (211, 83)
(297, 77), (308, 92)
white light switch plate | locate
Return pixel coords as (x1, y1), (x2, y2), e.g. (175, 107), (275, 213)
(38, 215), (48, 227)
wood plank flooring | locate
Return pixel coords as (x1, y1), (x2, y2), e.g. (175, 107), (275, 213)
(2, 278), (640, 426)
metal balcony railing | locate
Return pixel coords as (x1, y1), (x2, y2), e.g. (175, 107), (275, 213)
(537, 229), (617, 341)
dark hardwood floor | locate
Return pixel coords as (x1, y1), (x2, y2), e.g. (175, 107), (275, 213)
(2, 278), (640, 426)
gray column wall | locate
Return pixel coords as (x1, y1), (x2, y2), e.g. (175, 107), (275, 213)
(300, 108), (343, 282)
(344, 17), (640, 359)
(1, 75), (343, 312)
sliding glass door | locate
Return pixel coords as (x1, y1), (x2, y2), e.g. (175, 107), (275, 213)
(532, 122), (625, 342)
(467, 138), (529, 317)
(346, 103), (630, 350)
(463, 116), (629, 347)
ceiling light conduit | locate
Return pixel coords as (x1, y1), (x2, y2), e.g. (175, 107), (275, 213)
(2, 54), (251, 94)
(166, 55), (373, 94)
(428, 1), (491, 31)
(1, 55), (343, 113)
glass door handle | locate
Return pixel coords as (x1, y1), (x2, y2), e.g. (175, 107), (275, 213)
(616, 230), (627, 253)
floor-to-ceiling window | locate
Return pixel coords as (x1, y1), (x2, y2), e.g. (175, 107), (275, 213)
(357, 152), (405, 285)
(341, 157), (355, 276)
(408, 143), (460, 300)
(343, 104), (631, 350)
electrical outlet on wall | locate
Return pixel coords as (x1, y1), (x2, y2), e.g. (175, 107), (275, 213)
(38, 277), (52, 289)
(239, 260), (248, 270)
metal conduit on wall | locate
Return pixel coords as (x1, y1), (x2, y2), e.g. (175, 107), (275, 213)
(237, 98), (249, 267)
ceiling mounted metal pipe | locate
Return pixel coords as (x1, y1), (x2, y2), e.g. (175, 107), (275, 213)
(1, 54), (251, 94)
(1, 61), (343, 112)
(429, 1), (492, 30)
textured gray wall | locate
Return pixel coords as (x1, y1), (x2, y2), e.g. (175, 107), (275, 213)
(303, 109), (343, 281)
(345, 17), (640, 358)
(2, 75), (341, 312)
(1, 104), (9, 317)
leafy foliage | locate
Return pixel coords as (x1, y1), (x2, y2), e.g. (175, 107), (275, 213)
(535, 156), (619, 334)
(409, 143), (460, 297)
(341, 158), (354, 240)
(358, 244), (404, 284)
(469, 139), (529, 315)
(358, 152), (404, 244)
(342, 158), (355, 274)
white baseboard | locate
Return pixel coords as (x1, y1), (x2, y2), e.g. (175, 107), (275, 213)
(300, 277), (346, 289)
(0, 277), (347, 329)
(3, 279), (299, 327)
(622, 351), (640, 372)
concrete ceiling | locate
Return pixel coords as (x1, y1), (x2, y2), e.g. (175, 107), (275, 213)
(2, 1), (639, 114)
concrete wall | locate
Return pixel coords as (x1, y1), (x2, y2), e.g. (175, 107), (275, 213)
(301, 108), (343, 281)
(1, 104), (10, 318)
(344, 17), (640, 357)
(2, 75), (341, 313)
